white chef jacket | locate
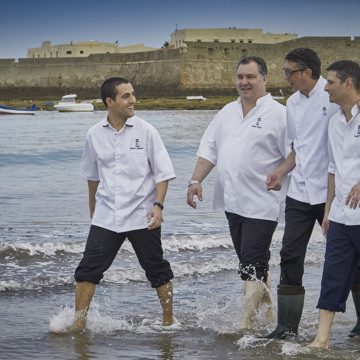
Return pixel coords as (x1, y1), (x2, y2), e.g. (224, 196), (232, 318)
(197, 94), (289, 221)
(80, 116), (176, 233)
(328, 105), (360, 225)
(286, 76), (339, 205)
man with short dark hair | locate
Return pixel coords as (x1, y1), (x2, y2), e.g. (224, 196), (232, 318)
(266, 48), (360, 339)
(187, 56), (289, 328)
(53, 77), (176, 333)
(308, 60), (360, 349)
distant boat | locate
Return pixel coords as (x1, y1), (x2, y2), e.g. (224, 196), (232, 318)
(186, 96), (206, 100)
(54, 94), (94, 112)
(0, 104), (36, 115)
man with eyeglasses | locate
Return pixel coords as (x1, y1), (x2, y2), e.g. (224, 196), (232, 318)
(265, 48), (360, 339)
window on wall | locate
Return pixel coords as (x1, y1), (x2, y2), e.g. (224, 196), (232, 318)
(231, 39), (235, 43)
(67, 51), (72, 54)
(80, 51), (84, 54)
(240, 40), (244, 43)
(248, 39), (252, 43)
(197, 39), (201, 42)
(213, 39), (219, 42)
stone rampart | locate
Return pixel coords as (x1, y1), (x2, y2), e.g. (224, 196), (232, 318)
(0, 37), (359, 98)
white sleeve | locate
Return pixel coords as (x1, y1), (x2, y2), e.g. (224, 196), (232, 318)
(196, 114), (219, 166)
(147, 128), (176, 183)
(80, 132), (99, 181)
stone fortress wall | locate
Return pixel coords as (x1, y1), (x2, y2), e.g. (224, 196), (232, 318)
(0, 36), (359, 99)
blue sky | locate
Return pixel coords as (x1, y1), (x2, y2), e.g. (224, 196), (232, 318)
(1, 0), (359, 59)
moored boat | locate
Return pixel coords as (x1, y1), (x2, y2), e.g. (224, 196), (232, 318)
(186, 96), (206, 100)
(0, 104), (36, 115)
(54, 94), (94, 112)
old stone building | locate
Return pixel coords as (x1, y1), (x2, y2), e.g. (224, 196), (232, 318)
(169, 28), (298, 48)
(27, 41), (158, 58)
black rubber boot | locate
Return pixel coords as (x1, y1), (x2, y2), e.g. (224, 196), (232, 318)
(264, 284), (305, 339)
(348, 284), (360, 338)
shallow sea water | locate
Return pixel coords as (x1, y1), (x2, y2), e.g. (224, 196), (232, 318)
(1, 109), (359, 359)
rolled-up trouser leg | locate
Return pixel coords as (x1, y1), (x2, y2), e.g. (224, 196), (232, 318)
(127, 227), (174, 288)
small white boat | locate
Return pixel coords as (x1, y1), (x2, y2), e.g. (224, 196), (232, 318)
(54, 94), (94, 112)
(0, 104), (36, 115)
(186, 96), (206, 100)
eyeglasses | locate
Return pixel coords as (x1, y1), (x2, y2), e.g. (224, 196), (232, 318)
(282, 68), (307, 77)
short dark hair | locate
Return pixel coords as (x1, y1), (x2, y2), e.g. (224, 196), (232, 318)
(327, 60), (360, 92)
(285, 48), (321, 80)
(236, 56), (268, 76)
(101, 77), (129, 107)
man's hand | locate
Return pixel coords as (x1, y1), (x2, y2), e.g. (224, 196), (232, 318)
(90, 205), (95, 219)
(266, 172), (282, 191)
(322, 217), (330, 237)
(147, 206), (163, 230)
(345, 182), (360, 209)
(187, 184), (203, 209)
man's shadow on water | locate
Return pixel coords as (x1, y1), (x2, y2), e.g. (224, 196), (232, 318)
(49, 330), (95, 360)
(154, 333), (176, 360)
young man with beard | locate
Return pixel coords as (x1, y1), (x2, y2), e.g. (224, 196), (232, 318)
(308, 60), (360, 349)
(187, 56), (289, 328)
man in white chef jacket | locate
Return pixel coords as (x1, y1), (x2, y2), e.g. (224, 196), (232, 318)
(187, 56), (289, 328)
(53, 77), (176, 333)
(308, 60), (360, 349)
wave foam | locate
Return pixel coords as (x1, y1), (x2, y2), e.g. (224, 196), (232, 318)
(0, 241), (85, 257)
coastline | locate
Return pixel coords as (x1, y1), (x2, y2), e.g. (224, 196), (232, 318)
(1, 95), (287, 111)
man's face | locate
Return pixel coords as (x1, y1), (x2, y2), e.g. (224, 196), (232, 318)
(282, 60), (308, 93)
(107, 83), (136, 120)
(236, 61), (267, 103)
(324, 70), (345, 104)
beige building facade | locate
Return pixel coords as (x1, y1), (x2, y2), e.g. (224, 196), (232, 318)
(27, 41), (158, 58)
(170, 28), (297, 48)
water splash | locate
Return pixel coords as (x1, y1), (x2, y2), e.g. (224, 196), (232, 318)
(280, 342), (310, 356)
(49, 303), (182, 335)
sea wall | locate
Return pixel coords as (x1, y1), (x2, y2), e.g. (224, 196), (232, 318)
(0, 36), (359, 98)
(0, 50), (183, 98)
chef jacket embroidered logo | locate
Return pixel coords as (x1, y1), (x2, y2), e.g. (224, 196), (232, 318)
(251, 117), (262, 129)
(130, 138), (144, 150)
(355, 125), (360, 138)
(322, 107), (327, 116)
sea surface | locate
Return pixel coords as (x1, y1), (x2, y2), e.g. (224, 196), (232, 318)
(1, 109), (359, 360)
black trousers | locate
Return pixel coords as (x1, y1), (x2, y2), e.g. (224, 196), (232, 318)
(280, 196), (325, 286)
(75, 225), (174, 288)
(225, 211), (277, 282)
